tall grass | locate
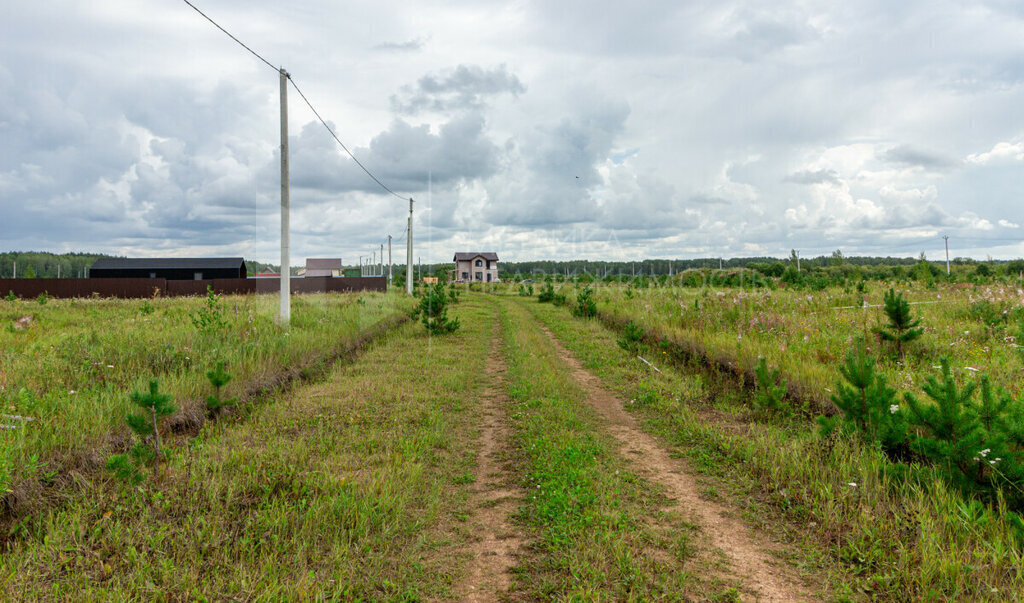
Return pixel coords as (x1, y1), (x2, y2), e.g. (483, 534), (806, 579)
(0, 292), (411, 503)
(0, 298), (495, 599)
(521, 296), (1024, 599)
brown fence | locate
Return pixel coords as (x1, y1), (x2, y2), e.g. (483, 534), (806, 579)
(0, 277), (387, 300)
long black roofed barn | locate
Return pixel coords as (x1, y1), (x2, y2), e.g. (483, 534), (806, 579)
(89, 257), (246, 280)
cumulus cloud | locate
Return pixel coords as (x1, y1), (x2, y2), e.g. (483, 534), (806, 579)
(965, 141), (1024, 165)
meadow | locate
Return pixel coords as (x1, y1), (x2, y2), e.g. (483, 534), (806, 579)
(3, 280), (1024, 599)
(0, 290), (411, 516)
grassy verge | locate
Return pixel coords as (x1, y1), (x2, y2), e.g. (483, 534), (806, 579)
(495, 296), (722, 600)
(0, 292), (411, 516)
(518, 296), (1024, 601)
(0, 296), (494, 599)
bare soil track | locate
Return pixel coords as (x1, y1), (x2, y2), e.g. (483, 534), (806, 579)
(453, 317), (525, 602)
(538, 324), (813, 602)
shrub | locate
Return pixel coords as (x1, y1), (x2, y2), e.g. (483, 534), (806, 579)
(617, 320), (645, 354)
(191, 285), (228, 332)
(818, 341), (908, 457)
(751, 357), (788, 416)
(4, 291), (16, 302)
(36, 292), (48, 305)
(572, 286), (597, 318)
(411, 282), (460, 334)
(538, 281), (556, 303)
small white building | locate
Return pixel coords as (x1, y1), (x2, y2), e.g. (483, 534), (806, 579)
(453, 252), (499, 283)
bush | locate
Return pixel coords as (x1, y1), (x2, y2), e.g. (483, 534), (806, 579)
(751, 357), (788, 416)
(205, 361), (238, 415)
(411, 282), (460, 334)
(818, 341), (908, 457)
(617, 320), (645, 354)
(571, 286), (597, 318)
(538, 281), (556, 303)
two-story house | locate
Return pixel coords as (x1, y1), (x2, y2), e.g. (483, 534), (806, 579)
(453, 252), (499, 283)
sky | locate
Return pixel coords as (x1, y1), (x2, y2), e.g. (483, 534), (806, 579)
(1, 0), (1023, 265)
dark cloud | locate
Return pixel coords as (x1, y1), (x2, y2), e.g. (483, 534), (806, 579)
(391, 65), (525, 114)
(784, 169), (841, 185)
(881, 145), (960, 170)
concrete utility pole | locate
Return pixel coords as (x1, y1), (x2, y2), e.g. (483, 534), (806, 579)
(279, 67), (291, 326)
(387, 235), (393, 285)
(406, 198), (414, 295)
(380, 244), (384, 277)
(796, 250), (801, 273)
(943, 235), (951, 275)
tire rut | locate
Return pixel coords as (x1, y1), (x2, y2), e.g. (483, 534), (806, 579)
(537, 323), (813, 602)
(453, 315), (525, 602)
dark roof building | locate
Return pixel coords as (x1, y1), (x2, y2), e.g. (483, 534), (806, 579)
(453, 252), (499, 262)
(90, 257), (246, 280)
(304, 258), (342, 277)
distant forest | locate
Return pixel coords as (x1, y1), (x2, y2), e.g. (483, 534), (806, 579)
(0, 252), (279, 279)
(1, 250), (1020, 280)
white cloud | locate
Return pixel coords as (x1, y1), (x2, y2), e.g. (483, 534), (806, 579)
(998, 219), (1019, 228)
(965, 141), (1024, 165)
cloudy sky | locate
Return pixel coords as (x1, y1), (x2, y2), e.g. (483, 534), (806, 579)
(2, 0), (1023, 264)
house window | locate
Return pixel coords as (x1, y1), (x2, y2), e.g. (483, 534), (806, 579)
(461, 272), (468, 280)
(194, 272), (203, 280)
(475, 259), (482, 267)
(149, 272), (156, 279)
(475, 272), (483, 281)
(486, 273), (492, 282)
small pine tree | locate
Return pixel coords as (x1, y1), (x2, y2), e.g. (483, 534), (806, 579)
(876, 288), (924, 358)
(205, 361), (238, 415)
(819, 340), (907, 456)
(572, 286), (597, 318)
(904, 359), (984, 481)
(617, 321), (645, 354)
(538, 281), (556, 303)
(106, 379), (176, 482)
(752, 357), (788, 415)
(411, 282), (460, 334)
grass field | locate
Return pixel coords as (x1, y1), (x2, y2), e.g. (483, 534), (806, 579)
(3, 286), (1024, 600)
(0, 292), (411, 516)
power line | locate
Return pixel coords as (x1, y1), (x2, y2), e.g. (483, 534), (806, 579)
(180, 0), (411, 202)
(287, 78), (411, 202)
(180, 0), (276, 72)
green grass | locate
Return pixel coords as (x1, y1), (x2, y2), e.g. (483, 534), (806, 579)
(495, 296), (719, 600)
(0, 296), (495, 599)
(0, 292), (411, 518)
(518, 296), (1024, 600)
(589, 281), (1024, 404)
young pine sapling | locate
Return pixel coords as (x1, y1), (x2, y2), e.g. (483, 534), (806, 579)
(106, 379), (176, 483)
(876, 288), (924, 358)
(206, 361), (238, 415)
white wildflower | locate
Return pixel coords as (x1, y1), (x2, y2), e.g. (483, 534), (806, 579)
(847, 482), (857, 487)
(889, 405), (899, 414)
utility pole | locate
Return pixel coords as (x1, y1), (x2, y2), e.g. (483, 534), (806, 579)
(279, 67), (291, 326)
(796, 250), (801, 273)
(387, 235), (393, 285)
(57, 263), (60, 279)
(380, 243), (384, 277)
(406, 198), (414, 295)
(12, 261), (15, 279)
(943, 235), (950, 275)
(719, 258), (723, 270)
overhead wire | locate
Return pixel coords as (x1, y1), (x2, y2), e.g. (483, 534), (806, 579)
(180, 0), (412, 203)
